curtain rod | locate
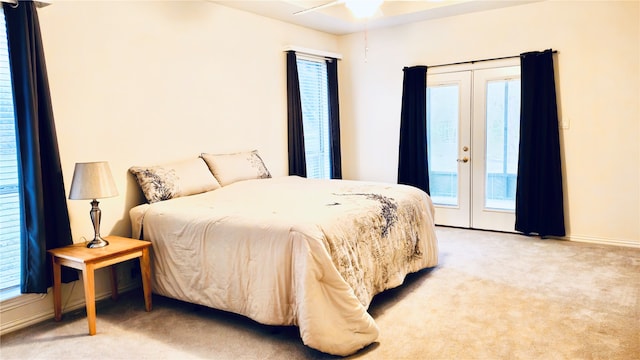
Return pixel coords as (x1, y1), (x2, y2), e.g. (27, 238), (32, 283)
(283, 45), (342, 61)
(428, 50), (558, 69)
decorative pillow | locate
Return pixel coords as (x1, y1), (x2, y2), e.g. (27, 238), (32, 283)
(129, 157), (221, 203)
(200, 150), (271, 186)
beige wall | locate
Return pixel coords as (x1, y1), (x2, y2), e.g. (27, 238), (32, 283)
(42, 0), (640, 253)
(40, 1), (339, 242)
(338, 0), (640, 246)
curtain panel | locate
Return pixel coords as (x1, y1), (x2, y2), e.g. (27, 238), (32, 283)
(286, 51), (307, 177)
(397, 66), (430, 194)
(515, 49), (566, 237)
(4, 1), (77, 293)
(326, 58), (342, 179)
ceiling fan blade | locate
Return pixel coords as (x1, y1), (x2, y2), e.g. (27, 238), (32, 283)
(293, 0), (343, 16)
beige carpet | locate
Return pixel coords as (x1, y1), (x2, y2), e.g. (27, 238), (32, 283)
(1, 227), (639, 359)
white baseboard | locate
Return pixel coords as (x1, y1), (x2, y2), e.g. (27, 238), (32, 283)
(564, 234), (640, 248)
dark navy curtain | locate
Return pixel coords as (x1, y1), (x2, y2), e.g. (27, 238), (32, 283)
(398, 66), (430, 194)
(515, 49), (565, 237)
(286, 51), (307, 177)
(4, 1), (76, 293)
(326, 58), (342, 179)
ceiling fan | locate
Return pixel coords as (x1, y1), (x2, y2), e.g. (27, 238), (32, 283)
(293, 0), (385, 18)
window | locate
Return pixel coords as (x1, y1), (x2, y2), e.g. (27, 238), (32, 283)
(296, 56), (331, 179)
(0, 8), (20, 299)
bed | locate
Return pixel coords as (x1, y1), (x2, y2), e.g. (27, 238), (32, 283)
(128, 152), (438, 356)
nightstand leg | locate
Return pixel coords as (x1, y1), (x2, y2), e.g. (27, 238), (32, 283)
(110, 265), (119, 301)
(140, 248), (152, 312)
(82, 265), (97, 335)
(51, 255), (62, 321)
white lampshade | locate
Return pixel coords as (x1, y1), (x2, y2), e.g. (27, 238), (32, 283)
(69, 161), (119, 200)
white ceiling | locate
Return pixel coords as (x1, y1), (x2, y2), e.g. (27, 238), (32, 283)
(212, 0), (543, 35)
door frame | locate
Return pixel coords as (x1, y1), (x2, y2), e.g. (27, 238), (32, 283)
(427, 58), (520, 232)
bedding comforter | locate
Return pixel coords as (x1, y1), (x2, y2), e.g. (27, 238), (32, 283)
(130, 176), (438, 355)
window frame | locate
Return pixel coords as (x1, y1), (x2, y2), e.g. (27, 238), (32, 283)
(0, 5), (21, 302)
(295, 54), (332, 179)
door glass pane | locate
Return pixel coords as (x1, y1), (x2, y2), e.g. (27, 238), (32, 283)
(485, 79), (520, 210)
(427, 84), (459, 206)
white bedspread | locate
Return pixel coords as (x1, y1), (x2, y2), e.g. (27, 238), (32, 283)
(130, 176), (438, 355)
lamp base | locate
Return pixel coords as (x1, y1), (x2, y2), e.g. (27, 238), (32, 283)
(86, 236), (109, 248)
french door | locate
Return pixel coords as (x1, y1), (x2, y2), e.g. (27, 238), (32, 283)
(427, 64), (521, 232)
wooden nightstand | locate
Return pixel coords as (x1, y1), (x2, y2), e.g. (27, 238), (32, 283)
(48, 236), (152, 335)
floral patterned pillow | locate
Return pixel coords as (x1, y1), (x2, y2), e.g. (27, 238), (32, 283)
(129, 157), (221, 203)
(200, 150), (271, 186)
(129, 166), (179, 203)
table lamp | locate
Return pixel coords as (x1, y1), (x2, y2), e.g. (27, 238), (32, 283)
(69, 161), (119, 248)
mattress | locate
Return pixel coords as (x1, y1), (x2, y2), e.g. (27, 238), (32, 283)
(130, 176), (438, 355)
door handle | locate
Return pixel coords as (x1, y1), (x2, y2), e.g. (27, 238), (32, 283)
(457, 157), (469, 163)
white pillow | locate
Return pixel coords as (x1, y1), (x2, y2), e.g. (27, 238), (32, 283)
(201, 150), (271, 186)
(129, 157), (221, 203)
